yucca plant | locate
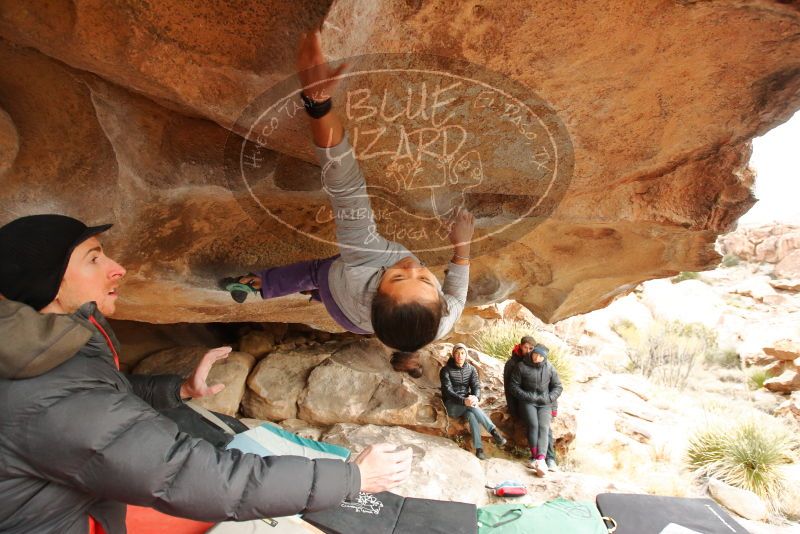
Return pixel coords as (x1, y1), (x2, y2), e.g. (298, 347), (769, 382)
(687, 417), (797, 513)
(747, 367), (769, 390)
(545, 345), (573, 388)
(470, 320), (532, 362)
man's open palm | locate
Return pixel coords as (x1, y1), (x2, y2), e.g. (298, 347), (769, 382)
(180, 346), (231, 399)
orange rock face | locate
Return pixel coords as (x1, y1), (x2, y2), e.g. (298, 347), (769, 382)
(0, 1), (799, 325)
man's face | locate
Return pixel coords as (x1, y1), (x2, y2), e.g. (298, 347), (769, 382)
(520, 342), (534, 355)
(55, 237), (126, 316)
(453, 347), (467, 367)
(532, 351), (545, 363)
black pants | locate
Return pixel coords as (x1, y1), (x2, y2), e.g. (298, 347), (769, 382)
(519, 404), (552, 459)
(510, 400), (556, 462)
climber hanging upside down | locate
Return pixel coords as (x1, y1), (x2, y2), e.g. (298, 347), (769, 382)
(221, 30), (474, 377)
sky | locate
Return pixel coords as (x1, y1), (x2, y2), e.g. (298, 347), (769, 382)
(738, 110), (800, 226)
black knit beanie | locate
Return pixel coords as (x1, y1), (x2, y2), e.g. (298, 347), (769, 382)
(0, 215), (112, 310)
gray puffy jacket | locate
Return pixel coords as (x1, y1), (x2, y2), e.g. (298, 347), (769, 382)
(439, 357), (480, 404)
(508, 354), (563, 408)
(0, 300), (360, 533)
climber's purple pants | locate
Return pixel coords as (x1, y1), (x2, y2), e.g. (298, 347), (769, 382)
(256, 255), (370, 334)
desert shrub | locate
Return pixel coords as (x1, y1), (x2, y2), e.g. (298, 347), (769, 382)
(747, 367), (769, 390)
(471, 320), (533, 362)
(720, 254), (741, 268)
(687, 416), (798, 513)
(615, 319), (718, 389)
(671, 271), (701, 283)
(471, 320), (573, 387)
(705, 348), (741, 369)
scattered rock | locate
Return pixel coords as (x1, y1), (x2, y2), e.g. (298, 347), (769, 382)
(708, 477), (769, 521)
(614, 416), (653, 443)
(573, 359), (603, 383)
(742, 352), (777, 367)
(763, 370), (800, 394)
(133, 346), (255, 416)
(613, 374), (653, 401)
(775, 392), (800, 423)
(763, 340), (800, 361)
(763, 360), (788, 377)
(619, 406), (657, 423)
(775, 249), (800, 279)
(770, 279), (800, 292)
(730, 277), (777, 302)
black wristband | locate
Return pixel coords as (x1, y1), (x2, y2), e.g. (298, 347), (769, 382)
(301, 91), (332, 119)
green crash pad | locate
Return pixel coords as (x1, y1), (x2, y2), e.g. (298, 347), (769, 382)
(478, 498), (609, 534)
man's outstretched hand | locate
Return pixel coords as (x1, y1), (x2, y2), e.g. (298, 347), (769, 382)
(354, 443), (413, 493)
(179, 346), (231, 399)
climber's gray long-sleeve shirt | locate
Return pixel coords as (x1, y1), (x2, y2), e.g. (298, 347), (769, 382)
(315, 135), (468, 340)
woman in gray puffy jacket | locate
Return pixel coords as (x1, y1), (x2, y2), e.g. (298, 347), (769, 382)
(508, 343), (563, 477)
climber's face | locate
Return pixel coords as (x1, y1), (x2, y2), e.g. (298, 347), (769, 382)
(378, 256), (439, 305)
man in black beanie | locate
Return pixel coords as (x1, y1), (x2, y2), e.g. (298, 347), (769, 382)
(0, 214), (122, 316)
(0, 214), (410, 533)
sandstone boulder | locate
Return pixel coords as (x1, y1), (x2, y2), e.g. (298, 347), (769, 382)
(720, 225), (800, 265)
(770, 279), (800, 292)
(764, 340), (800, 362)
(775, 249), (800, 279)
(297, 339), (441, 427)
(763, 369), (800, 394)
(134, 346), (255, 416)
(322, 423), (486, 504)
(775, 392), (800, 424)
(242, 346), (332, 421)
(708, 478), (769, 521)
(763, 360), (788, 378)
(2, 1), (797, 325)
(239, 329), (277, 359)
